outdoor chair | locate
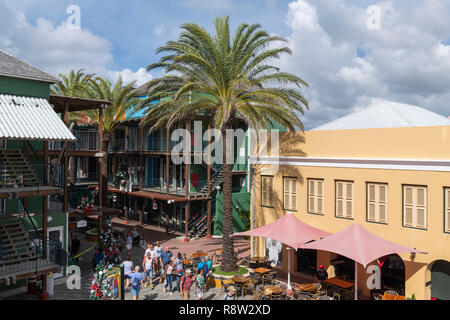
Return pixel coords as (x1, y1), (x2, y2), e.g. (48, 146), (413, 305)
(243, 279), (257, 297)
(220, 280), (232, 295)
(384, 290), (399, 295)
(297, 293), (309, 300)
(332, 292), (341, 300)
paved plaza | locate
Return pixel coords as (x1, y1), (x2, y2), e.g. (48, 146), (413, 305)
(6, 220), (254, 300)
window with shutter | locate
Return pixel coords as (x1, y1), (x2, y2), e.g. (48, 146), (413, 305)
(283, 177), (297, 211)
(367, 183), (388, 223)
(403, 185), (427, 229)
(307, 179), (324, 214)
(261, 176), (274, 207)
(336, 181), (353, 218)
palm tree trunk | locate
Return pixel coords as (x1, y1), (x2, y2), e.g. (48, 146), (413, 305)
(101, 139), (110, 207)
(220, 119), (239, 272)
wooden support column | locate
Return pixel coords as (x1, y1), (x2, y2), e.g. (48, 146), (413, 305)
(125, 126), (129, 151)
(62, 102), (69, 212)
(206, 123), (212, 239)
(166, 128), (170, 194)
(184, 122), (190, 242)
(98, 107), (103, 208)
(139, 198), (144, 226)
(139, 125), (144, 189)
(41, 194), (48, 298)
(124, 193), (128, 224)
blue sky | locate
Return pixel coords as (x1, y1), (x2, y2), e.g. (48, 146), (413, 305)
(1, 0), (450, 129)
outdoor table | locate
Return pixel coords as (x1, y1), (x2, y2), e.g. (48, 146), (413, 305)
(232, 276), (250, 297)
(250, 256), (266, 263)
(264, 286), (283, 298)
(297, 283), (319, 293)
(323, 277), (354, 289)
(183, 259), (193, 265)
(382, 294), (405, 300)
(191, 252), (208, 258)
(253, 267), (271, 275)
(231, 275), (249, 284)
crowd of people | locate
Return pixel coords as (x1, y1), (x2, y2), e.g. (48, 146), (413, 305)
(122, 241), (217, 300)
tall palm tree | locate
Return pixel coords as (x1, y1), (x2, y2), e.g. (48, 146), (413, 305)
(140, 16), (308, 272)
(76, 76), (140, 206)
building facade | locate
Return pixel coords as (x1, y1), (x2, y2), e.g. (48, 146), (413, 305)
(251, 101), (450, 300)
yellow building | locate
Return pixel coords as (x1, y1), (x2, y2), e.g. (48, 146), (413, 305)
(250, 100), (450, 300)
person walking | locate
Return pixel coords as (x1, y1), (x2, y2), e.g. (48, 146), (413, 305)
(163, 259), (174, 295)
(196, 268), (206, 300)
(71, 235), (81, 263)
(154, 241), (162, 276)
(160, 246), (173, 277)
(142, 252), (154, 289)
(173, 252), (184, 292)
(132, 227), (140, 247)
(129, 266), (144, 300)
(180, 269), (195, 300)
(116, 234), (125, 253)
(123, 255), (133, 290)
(126, 232), (133, 254)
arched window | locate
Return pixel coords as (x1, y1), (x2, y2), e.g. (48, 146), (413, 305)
(431, 260), (450, 300)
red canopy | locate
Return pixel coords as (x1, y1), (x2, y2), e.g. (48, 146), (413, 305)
(232, 212), (331, 249)
(301, 223), (427, 267)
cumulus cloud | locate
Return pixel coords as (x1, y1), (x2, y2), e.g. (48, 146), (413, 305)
(278, 0), (450, 129)
(107, 68), (153, 87)
(0, 1), (152, 87)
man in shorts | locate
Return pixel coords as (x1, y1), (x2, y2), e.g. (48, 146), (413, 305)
(129, 266), (143, 300)
(180, 269), (195, 300)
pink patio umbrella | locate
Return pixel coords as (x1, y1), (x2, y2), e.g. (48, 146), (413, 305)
(301, 223), (427, 299)
(233, 212), (331, 288)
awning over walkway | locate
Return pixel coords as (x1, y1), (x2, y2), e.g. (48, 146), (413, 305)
(0, 94), (76, 141)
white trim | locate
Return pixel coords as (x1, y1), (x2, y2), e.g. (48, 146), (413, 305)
(250, 157), (450, 172)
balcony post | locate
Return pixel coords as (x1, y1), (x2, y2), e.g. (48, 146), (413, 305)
(98, 107), (103, 208)
(184, 122), (190, 242)
(206, 123), (212, 239)
(166, 128), (170, 194)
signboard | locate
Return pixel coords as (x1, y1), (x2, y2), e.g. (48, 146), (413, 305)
(107, 268), (122, 300)
(76, 220), (88, 228)
(95, 152), (104, 158)
(152, 200), (157, 210)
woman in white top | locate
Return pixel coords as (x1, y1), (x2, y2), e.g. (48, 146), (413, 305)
(123, 255), (133, 290)
(164, 260), (174, 295)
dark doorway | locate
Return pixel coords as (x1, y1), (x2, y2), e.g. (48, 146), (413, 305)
(296, 249), (317, 276)
(380, 254), (405, 295)
(431, 260), (450, 300)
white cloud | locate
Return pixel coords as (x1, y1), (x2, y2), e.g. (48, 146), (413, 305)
(107, 68), (153, 87)
(277, 0), (450, 129)
(0, 1), (152, 88)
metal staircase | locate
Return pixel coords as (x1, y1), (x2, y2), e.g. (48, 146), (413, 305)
(198, 165), (223, 195)
(0, 149), (39, 188)
(0, 200), (66, 283)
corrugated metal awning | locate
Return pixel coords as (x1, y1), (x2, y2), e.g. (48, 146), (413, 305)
(0, 94), (76, 141)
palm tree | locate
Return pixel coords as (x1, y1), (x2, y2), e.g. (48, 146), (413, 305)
(81, 76), (140, 206)
(140, 16), (308, 272)
(51, 69), (94, 97)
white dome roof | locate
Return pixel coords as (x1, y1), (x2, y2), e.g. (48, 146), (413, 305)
(313, 99), (450, 131)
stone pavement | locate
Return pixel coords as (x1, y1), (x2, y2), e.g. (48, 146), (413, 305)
(5, 225), (253, 300)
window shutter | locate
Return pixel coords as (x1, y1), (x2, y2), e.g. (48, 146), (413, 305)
(317, 181), (323, 196)
(368, 203), (376, 221)
(416, 188), (426, 228)
(291, 179), (297, 210)
(284, 178), (289, 209)
(317, 197), (323, 213)
(446, 189), (450, 232)
(368, 184), (376, 202)
(336, 182), (343, 217)
(262, 177), (267, 206)
(268, 178), (273, 206)
(309, 196), (315, 212)
(404, 207), (413, 226)
(309, 180), (314, 196)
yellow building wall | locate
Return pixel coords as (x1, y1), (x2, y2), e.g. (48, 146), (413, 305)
(251, 125), (450, 300)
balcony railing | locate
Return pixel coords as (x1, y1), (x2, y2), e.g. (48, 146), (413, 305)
(0, 163), (64, 191)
